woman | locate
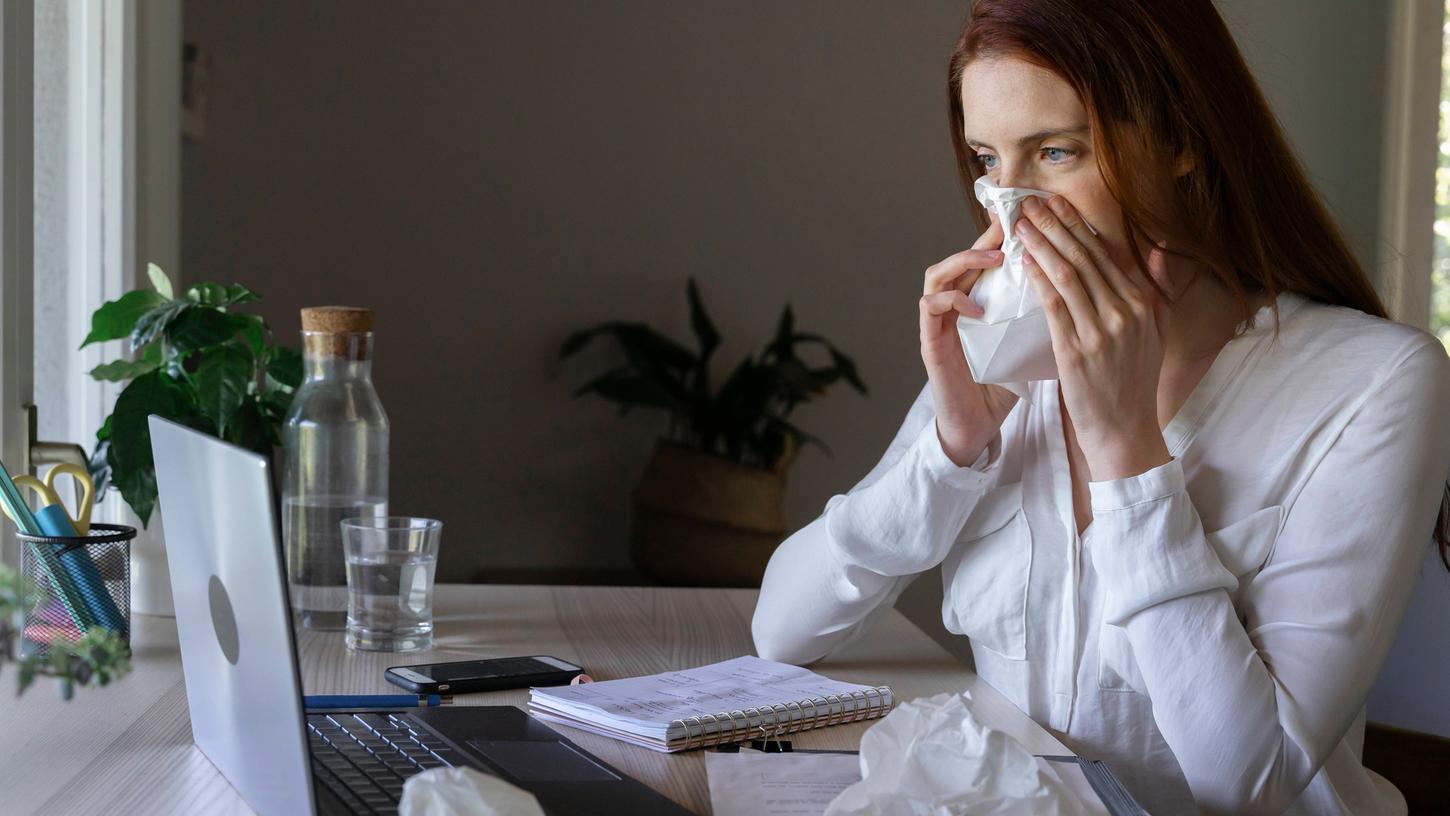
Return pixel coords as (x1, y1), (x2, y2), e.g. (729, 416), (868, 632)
(752, 1), (1450, 814)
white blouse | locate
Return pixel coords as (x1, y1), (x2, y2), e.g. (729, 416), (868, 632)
(752, 290), (1450, 815)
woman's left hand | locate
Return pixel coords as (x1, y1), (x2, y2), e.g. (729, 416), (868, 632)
(1015, 194), (1173, 481)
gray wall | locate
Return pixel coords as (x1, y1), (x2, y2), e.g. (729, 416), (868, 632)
(184, 1), (1448, 734)
(182, 1), (976, 580)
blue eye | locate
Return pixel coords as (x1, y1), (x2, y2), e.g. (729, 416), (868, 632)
(1042, 147), (1075, 163)
(973, 154), (998, 170)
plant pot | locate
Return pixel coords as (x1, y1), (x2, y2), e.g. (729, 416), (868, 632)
(97, 488), (173, 617)
(631, 439), (787, 587)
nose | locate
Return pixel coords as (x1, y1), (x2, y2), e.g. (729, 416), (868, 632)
(993, 158), (1042, 190)
(995, 166), (1034, 190)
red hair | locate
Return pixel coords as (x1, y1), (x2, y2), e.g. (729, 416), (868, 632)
(947, 0), (1450, 569)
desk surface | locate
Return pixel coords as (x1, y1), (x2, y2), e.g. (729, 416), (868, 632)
(0, 584), (1074, 815)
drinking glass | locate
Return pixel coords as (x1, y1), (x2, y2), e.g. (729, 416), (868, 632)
(340, 517), (441, 651)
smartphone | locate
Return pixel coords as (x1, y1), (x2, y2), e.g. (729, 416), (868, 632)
(384, 655), (584, 694)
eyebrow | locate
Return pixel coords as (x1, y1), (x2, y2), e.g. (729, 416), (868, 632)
(964, 126), (1090, 150)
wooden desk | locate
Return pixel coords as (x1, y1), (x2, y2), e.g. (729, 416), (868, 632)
(0, 585), (1076, 815)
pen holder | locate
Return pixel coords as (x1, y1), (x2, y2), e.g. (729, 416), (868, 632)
(18, 523), (135, 659)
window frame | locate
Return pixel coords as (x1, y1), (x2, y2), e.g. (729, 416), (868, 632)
(1377, 0), (1444, 332)
(0, 2), (34, 568)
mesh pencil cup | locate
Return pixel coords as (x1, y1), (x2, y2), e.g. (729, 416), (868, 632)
(18, 523), (135, 659)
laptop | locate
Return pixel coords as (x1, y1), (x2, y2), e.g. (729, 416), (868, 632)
(150, 416), (691, 816)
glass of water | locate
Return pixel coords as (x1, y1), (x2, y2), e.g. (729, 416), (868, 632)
(340, 517), (441, 651)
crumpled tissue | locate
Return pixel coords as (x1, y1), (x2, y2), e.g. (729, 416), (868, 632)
(823, 691), (1093, 816)
(957, 176), (1099, 404)
(398, 766), (546, 816)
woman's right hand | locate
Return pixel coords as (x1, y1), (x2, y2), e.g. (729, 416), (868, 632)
(919, 212), (1020, 467)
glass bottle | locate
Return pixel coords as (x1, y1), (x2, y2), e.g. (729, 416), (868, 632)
(282, 306), (389, 630)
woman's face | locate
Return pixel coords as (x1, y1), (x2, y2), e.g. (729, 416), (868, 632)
(958, 57), (1145, 284)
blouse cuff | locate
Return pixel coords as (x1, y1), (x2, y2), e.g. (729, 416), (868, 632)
(1086, 458), (1237, 627)
(916, 417), (1000, 492)
(1087, 455), (1185, 511)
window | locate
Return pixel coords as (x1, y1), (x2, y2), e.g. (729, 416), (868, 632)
(1433, 0), (1450, 347)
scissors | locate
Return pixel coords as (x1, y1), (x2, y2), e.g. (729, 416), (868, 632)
(4, 462), (95, 535)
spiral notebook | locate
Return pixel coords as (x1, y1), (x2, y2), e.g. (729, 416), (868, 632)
(527, 656), (893, 752)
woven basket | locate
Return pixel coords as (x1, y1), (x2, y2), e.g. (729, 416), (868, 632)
(630, 439), (790, 587)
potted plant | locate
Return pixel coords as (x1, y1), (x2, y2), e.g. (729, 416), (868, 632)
(560, 278), (867, 586)
(80, 264), (302, 613)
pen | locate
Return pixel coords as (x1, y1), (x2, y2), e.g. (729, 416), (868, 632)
(303, 694), (453, 710)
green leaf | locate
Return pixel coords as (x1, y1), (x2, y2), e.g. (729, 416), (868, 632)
(828, 348), (867, 394)
(223, 399), (273, 453)
(196, 342), (255, 435)
(89, 343), (163, 383)
(168, 308), (236, 355)
(225, 284), (261, 305)
(88, 356), (162, 383)
(685, 279), (720, 400)
(686, 278), (720, 358)
(264, 346), (303, 390)
(147, 263), (174, 299)
(259, 387), (295, 425)
(88, 438), (111, 498)
(233, 314), (268, 356)
(769, 304), (796, 361)
(109, 371), (197, 526)
(768, 358), (821, 401)
(559, 323), (696, 373)
(572, 368), (686, 413)
(184, 282), (229, 306)
(130, 299), (192, 349)
(777, 333), (868, 395)
(80, 290), (168, 348)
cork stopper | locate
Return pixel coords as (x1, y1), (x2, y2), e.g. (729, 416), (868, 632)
(301, 306), (373, 333)
(301, 306), (374, 359)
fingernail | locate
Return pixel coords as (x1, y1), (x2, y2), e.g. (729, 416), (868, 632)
(1048, 195), (1068, 214)
(1023, 197), (1041, 213)
(1015, 220), (1030, 236)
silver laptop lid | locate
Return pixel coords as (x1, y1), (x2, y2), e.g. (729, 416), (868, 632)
(150, 416), (315, 816)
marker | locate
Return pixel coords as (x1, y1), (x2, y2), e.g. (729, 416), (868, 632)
(303, 694), (452, 710)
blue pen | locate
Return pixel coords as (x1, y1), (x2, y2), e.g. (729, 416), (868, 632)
(31, 503), (128, 634)
(304, 694), (452, 710)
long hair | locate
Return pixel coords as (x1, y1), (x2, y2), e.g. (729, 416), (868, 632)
(947, 0), (1450, 570)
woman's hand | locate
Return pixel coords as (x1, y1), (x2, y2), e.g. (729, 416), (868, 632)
(919, 212), (1021, 467)
(1015, 194), (1173, 481)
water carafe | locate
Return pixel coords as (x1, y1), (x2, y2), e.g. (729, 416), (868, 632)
(283, 306), (389, 630)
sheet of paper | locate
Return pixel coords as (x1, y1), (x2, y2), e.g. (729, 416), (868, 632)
(706, 750), (862, 816)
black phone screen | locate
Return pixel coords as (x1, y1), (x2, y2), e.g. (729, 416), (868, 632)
(411, 656), (565, 682)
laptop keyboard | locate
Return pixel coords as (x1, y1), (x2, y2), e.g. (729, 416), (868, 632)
(307, 712), (458, 814)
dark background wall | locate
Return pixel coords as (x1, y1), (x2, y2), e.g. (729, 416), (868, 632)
(182, 1), (984, 583)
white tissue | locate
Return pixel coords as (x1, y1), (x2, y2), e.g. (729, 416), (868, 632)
(398, 766), (546, 816)
(957, 177), (1099, 404)
(823, 691), (1093, 816)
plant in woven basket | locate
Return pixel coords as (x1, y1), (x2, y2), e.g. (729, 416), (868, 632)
(559, 278), (869, 586)
(0, 565), (131, 700)
(81, 264), (303, 526)
(559, 278), (868, 471)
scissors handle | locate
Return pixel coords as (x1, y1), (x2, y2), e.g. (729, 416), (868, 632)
(44, 463), (94, 535)
(4, 475), (60, 527)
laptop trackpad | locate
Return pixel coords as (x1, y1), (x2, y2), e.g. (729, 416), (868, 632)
(468, 739), (621, 783)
